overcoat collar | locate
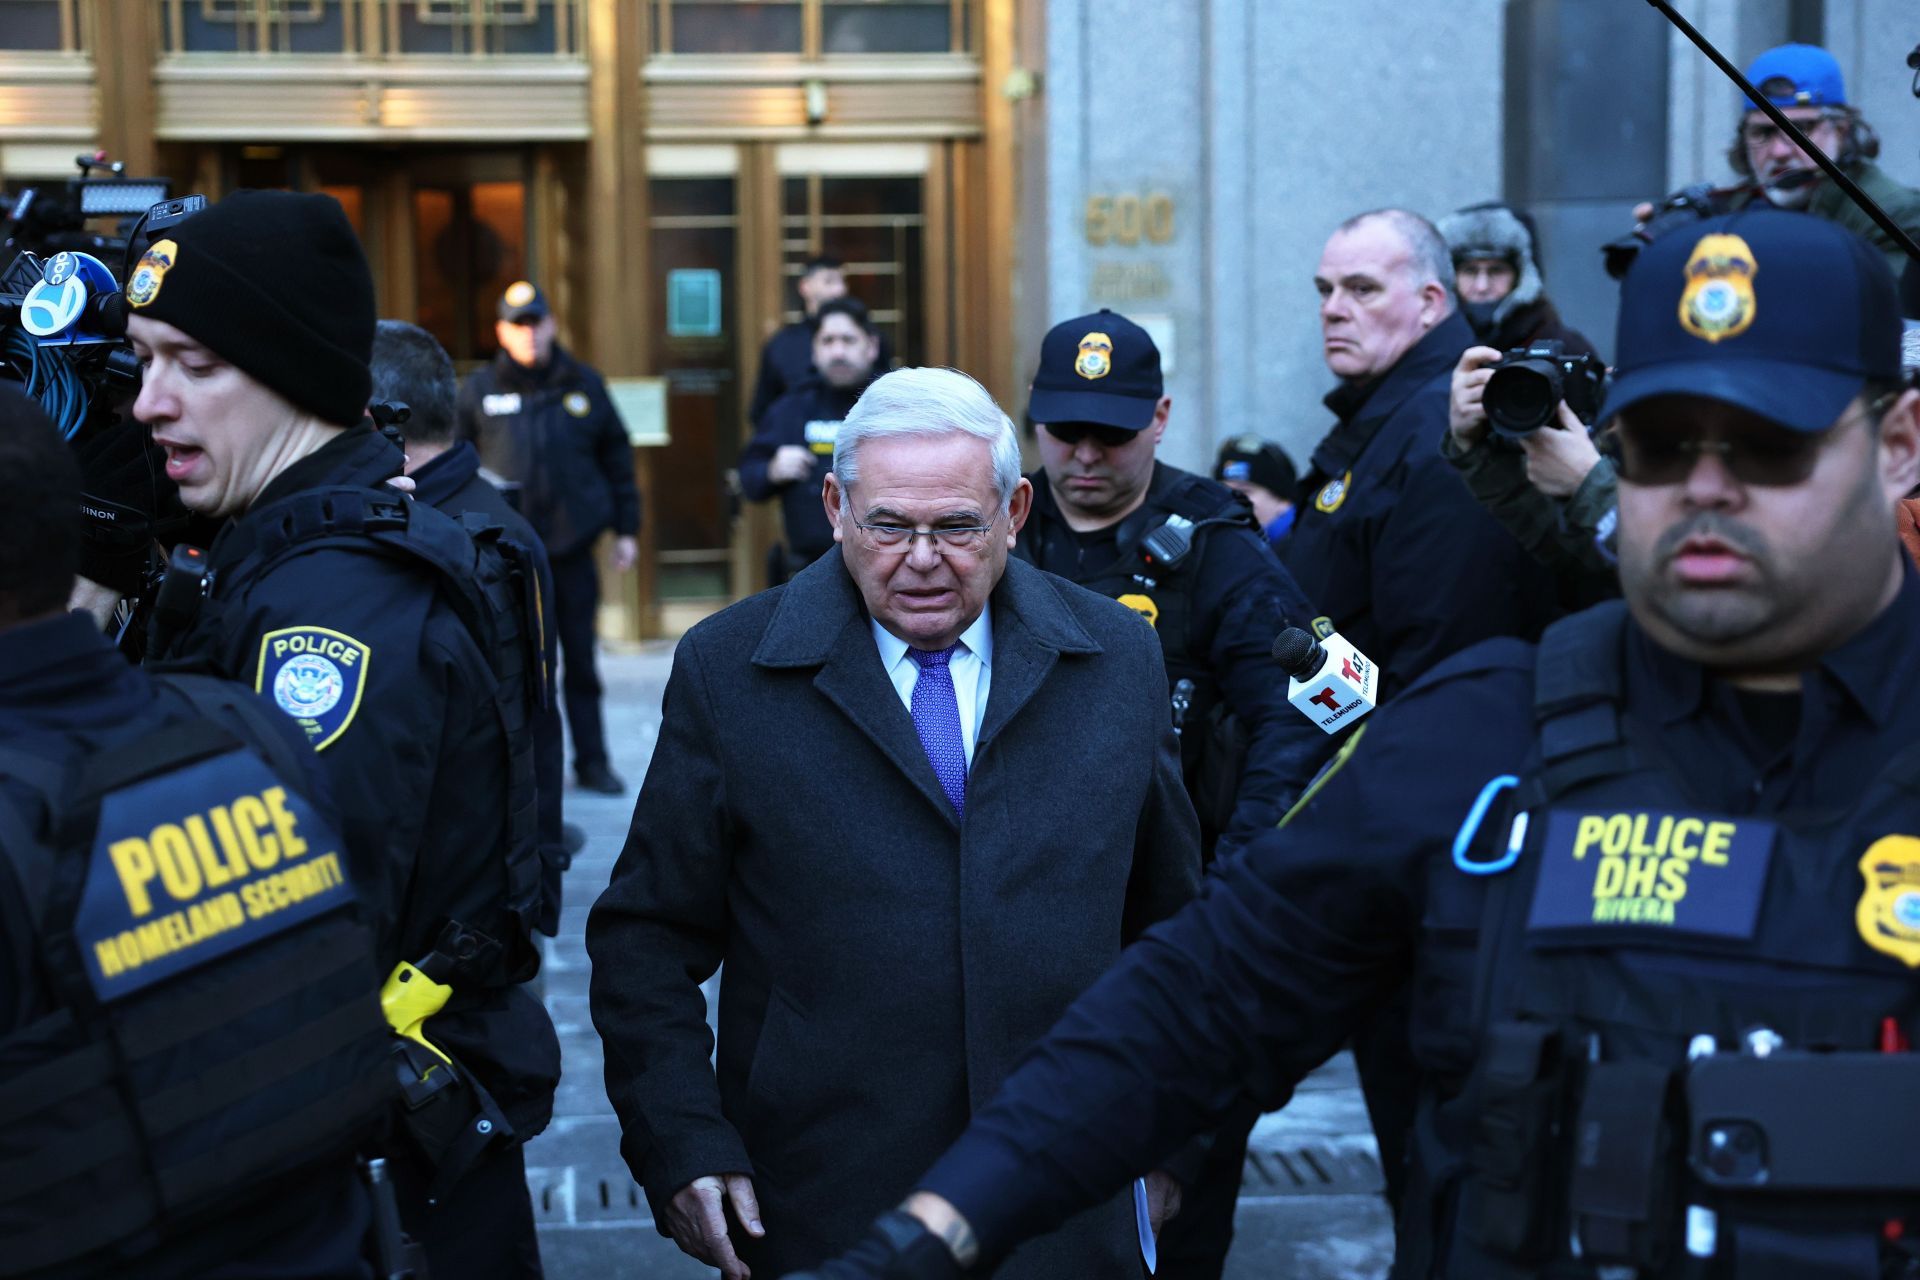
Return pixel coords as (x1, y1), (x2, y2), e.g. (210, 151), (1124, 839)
(752, 549), (1103, 825)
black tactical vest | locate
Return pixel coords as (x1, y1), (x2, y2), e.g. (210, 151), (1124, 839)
(0, 675), (393, 1279)
(1022, 472), (1261, 846)
(178, 485), (547, 964)
(1419, 603), (1920, 1280)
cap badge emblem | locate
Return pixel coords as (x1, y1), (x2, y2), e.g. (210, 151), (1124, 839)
(1678, 233), (1758, 344)
(1074, 331), (1113, 381)
(505, 280), (537, 308)
(1857, 835), (1920, 968)
(126, 239), (178, 309)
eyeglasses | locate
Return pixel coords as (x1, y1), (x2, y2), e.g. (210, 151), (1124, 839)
(1602, 394), (1894, 488)
(1740, 113), (1838, 149)
(1041, 422), (1141, 448)
(851, 519), (997, 555)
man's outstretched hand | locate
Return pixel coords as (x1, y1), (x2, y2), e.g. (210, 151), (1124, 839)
(781, 1202), (971, 1280)
(667, 1173), (764, 1279)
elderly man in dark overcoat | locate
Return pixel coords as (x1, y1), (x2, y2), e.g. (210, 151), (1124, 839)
(587, 366), (1201, 1278)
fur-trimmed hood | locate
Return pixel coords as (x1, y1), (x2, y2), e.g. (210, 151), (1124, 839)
(1436, 203), (1543, 328)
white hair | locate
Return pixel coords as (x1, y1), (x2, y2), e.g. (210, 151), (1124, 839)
(833, 367), (1024, 512)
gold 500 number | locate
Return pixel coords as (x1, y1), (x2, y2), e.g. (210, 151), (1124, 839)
(1084, 193), (1175, 246)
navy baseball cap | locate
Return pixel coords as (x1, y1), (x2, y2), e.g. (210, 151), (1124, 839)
(497, 280), (550, 323)
(1028, 309), (1164, 431)
(1743, 43), (1847, 110)
(1599, 210), (1901, 434)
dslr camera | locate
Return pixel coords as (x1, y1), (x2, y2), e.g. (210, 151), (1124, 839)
(1483, 339), (1607, 440)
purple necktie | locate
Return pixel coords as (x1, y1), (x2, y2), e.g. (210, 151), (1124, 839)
(908, 644), (967, 816)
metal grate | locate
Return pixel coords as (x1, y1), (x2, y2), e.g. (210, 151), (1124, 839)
(1239, 1145), (1384, 1197)
(527, 1166), (653, 1225)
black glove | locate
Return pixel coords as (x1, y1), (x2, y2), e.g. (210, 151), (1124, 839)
(782, 1210), (966, 1280)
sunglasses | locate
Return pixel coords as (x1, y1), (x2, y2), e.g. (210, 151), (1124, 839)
(1601, 393), (1895, 488)
(1042, 422), (1142, 448)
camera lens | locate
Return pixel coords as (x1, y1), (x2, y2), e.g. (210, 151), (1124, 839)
(1484, 360), (1565, 438)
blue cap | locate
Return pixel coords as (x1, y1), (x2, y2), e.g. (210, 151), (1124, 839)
(1027, 309), (1164, 431)
(497, 279), (550, 323)
(1601, 211), (1901, 434)
(1743, 43), (1847, 111)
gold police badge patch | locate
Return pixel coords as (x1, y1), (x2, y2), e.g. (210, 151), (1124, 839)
(504, 280), (537, 308)
(126, 239), (178, 309)
(255, 626), (371, 753)
(564, 391), (591, 418)
(1314, 471), (1351, 514)
(1856, 835), (1920, 967)
(1117, 593), (1159, 627)
(1678, 233), (1758, 344)
(1075, 331), (1113, 381)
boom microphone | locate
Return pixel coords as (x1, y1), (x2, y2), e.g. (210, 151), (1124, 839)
(1272, 626), (1378, 734)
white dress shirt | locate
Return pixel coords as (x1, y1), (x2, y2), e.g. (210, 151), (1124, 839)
(870, 603), (994, 767)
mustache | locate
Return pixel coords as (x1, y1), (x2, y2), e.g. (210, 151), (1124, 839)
(1653, 513), (1768, 562)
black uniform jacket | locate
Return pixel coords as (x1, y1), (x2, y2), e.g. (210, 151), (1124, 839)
(586, 550), (1200, 1278)
(748, 321), (893, 427)
(152, 425), (559, 1134)
(917, 570), (1920, 1270)
(1016, 464), (1330, 843)
(459, 346), (641, 558)
(1284, 310), (1559, 699)
(0, 611), (376, 1279)
(737, 374), (863, 562)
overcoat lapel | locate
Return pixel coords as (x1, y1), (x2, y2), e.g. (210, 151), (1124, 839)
(753, 549), (958, 826)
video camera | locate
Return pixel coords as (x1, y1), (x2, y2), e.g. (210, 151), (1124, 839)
(1600, 182), (1753, 281)
(1483, 339), (1607, 439)
(2, 154), (207, 655)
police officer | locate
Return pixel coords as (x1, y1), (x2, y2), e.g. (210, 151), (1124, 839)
(126, 191), (557, 1278)
(792, 211), (1920, 1280)
(1019, 310), (1329, 853)
(738, 296), (883, 581)
(1289, 210), (1558, 700)
(372, 318), (569, 937)
(0, 385), (396, 1279)
(459, 280), (640, 795)
(1016, 309), (1331, 1278)
(747, 255), (895, 429)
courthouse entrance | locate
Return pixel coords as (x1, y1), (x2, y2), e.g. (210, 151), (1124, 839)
(645, 142), (969, 624)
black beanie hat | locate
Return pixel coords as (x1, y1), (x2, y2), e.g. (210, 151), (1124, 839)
(126, 190), (374, 427)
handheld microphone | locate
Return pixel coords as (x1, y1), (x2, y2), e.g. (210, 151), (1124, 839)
(1272, 626), (1378, 734)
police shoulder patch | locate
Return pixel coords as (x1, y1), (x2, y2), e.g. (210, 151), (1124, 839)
(254, 626), (371, 752)
(1314, 471), (1351, 514)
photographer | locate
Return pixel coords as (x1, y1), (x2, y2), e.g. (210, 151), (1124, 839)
(1625, 44), (1920, 278)
(1443, 343), (1619, 596)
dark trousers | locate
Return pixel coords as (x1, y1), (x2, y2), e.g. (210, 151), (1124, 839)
(391, 1143), (544, 1280)
(549, 548), (609, 770)
(1352, 993), (1417, 1215)
(1154, 1101), (1259, 1280)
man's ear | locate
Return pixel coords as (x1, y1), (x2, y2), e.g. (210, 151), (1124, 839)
(1879, 387), (1920, 501)
(1420, 282), (1451, 330)
(1006, 476), (1033, 543)
(823, 472), (847, 543)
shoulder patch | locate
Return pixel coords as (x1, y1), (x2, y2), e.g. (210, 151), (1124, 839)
(254, 626), (370, 752)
